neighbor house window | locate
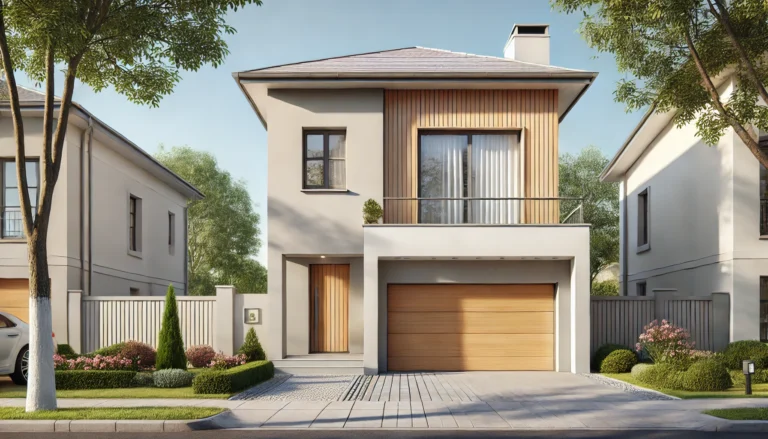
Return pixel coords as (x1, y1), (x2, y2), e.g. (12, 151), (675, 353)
(761, 277), (768, 342)
(758, 136), (768, 235)
(418, 132), (521, 224)
(303, 130), (346, 189)
(168, 211), (175, 254)
(130, 287), (140, 296)
(637, 188), (650, 252)
(128, 195), (142, 253)
(636, 281), (647, 297)
(2, 159), (39, 238)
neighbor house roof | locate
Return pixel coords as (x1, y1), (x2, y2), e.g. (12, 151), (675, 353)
(0, 82), (203, 200)
(237, 47), (593, 78)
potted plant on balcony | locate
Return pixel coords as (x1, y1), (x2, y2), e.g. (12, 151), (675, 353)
(363, 199), (383, 224)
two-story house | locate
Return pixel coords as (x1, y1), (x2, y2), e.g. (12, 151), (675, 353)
(236, 25), (596, 374)
(601, 74), (767, 344)
(0, 83), (203, 341)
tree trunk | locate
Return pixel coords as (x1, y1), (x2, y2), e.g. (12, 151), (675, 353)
(24, 234), (56, 411)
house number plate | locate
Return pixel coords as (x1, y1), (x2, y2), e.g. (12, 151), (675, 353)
(244, 308), (261, 324)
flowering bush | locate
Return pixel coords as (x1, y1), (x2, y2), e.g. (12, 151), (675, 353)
(636, 320), (695, 369)
(53, 354), (134, 371)
(186, 345), (216, 368)
(120, 341), (156, 369)
(208, 353), (247, 370)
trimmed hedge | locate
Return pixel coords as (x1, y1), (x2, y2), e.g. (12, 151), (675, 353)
(600, 349), (638, 373)
(592, 344), (630, 371)
(131, 372), (155, 388)
(55, 370), (136, 390)
(682, 359), (732, 391)
(721, 341), (768, 370)
(193, 360), (274, 394)
(153, 369), (194, 388)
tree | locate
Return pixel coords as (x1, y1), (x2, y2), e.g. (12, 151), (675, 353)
(155, 285), (187, 370)
(552, 0), (768, 169)
(155, 146), (263, 295)
(238, 327), (266, 361)
(0, 0), (261, 411)
(559, 146), (619, 284)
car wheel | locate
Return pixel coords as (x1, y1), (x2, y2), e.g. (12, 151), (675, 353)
(10, 346), (29, 386)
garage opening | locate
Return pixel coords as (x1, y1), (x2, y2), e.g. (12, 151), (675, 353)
(387, 284), (554, 371)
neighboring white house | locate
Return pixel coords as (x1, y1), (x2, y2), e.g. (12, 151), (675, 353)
(601, 75), (767, 343)
(236, 24), (596, 374)
(0, 83), (203, 341)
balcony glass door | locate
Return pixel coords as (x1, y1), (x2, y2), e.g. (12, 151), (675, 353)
(419, 132), (520, 224)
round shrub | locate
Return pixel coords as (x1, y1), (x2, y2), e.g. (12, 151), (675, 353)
(682, 359), (732, 391)
(57, 344), (77, 358)
(722, 340), (768, 370)
(120, 341), (156, 369)
(131, 372), (155, 388)
(92, 342), (126, 357)
(600, 349), (638, 373)
(592, 344), (629, 371)
(634, 363), (686, 390)
(153, 369), (193, 388)
(630, 363), (653, 379)
(186, 345), (216, 368)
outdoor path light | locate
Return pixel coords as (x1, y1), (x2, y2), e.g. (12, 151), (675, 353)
(743, 360), (755, 395)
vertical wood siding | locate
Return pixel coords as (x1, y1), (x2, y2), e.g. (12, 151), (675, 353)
(81, 297), (215, 353)
(309, 264), (350, 353)
(383, 89), (559, 224)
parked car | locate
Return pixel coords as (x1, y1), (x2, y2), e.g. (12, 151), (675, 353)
(0, 311), (57, 385)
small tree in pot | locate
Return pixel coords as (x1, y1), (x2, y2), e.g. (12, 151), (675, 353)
(363, 199), (383, 224)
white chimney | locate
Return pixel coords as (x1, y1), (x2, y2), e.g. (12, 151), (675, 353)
(503, 24), (550, 65)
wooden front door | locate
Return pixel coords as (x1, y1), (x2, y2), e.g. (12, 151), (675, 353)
(309, 264), (350, 353)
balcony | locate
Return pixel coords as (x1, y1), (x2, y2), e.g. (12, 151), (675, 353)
(382, 197), (584, 225)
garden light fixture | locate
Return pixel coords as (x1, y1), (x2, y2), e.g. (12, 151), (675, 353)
(743, 360), (755, 395)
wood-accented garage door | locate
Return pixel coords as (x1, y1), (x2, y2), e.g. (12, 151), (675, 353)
(0, 279), (29, 322)
(387, 284), (554, 371)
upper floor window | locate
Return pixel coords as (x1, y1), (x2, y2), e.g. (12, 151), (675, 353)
(303, 130), (346, 189)
(128, 195), (142, 254)
(2, 159), (39, 239)
(168, 211), (175, 255)
(759, 136), (768, 235)
(637, 187), (650, 252)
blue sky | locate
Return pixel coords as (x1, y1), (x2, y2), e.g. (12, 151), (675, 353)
(18, 0), (646, 264)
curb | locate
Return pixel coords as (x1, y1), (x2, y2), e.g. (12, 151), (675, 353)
(714, 420), (768, 432)
(0, 412), (224, 433)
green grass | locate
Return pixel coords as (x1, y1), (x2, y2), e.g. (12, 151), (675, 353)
(604, 373), (768, 399)
(0, 407), (225, 420)
(0, 376), (231, 399)
(705, 408), (768, 420)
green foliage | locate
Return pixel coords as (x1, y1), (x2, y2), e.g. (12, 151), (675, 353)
(55, 370), (136, 390)
(722, 340), (768, 370)
(153, 369), (194, 388)
(57, 344), (77, 358)
(192, 360), (274, 394)
(592, 280), (619, 296)
(729, 369), (768, 385)
(552, 0), (768, 167)
(92, 343), (126, 357)
(630, 363), (653, 379)
(131, 372), (155, 388)
(633, 363), (686, 390)
(682, 359), (733, 391)
(593, 344), (629, 371)
(155, 146), (264, 295)
(559, 146), (619, 283)
(363, 199), (383, 224)
(155, 285), (187, 370)
(238, 328), (266, 361)
(600, 349), (638, 373)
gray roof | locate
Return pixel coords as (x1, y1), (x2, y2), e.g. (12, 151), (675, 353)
(0, 81), (52, 101)
(238, 47), (594, 78)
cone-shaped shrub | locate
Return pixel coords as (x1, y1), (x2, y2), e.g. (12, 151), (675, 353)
(238, 327), (266, 361)
(155, 285), (187, 370)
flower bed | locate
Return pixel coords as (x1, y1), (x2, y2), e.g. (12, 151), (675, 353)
(54, 354), (135, 371)
(208, 353), (248, 370)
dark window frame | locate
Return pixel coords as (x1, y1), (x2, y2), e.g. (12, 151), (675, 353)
(0, 158), (40, 239)
(637, 187), (650, 253)
(129, 195), (138, 251)
(302, 129), (346, 189)
(636, 281), (647, 297)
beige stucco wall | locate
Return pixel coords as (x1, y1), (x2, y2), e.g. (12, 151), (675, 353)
(264, 89), (384, 358)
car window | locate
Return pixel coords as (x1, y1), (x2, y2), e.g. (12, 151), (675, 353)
(0, 315), (15, 328)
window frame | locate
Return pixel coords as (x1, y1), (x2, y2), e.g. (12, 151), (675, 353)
(0, 158), (40, 239)
(302, 129), (347, 190)
(637, 187), (650, 253)
(636, 281), (647, 297)
(168, 211), (176, 255)
(128, 194), (142, 257)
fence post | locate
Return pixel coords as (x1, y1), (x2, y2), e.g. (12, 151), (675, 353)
(711, 292), (731, 351)
(214, 285), (236, 355)
(653, 288), (677, 322)
(67, 290), (82, 354)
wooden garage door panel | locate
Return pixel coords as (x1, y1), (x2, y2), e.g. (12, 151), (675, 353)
(0, 279), (29, 322)
(388, 356), (554, 371)
(388, 311), (554, 334)
(388, 284), (554, 312)
(388, 334), (553, 357)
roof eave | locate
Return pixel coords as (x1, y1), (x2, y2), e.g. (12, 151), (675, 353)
(599, 104), (656, 182)
(235, 71), (599, 80)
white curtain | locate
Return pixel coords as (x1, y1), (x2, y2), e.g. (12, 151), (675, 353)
(419, 135), (466, 224)
(469, 134), (520, 224)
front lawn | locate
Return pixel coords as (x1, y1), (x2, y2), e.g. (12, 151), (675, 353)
(0, 407), (225, 420)
(705, 408), (768, 420)
(604, 373), (768, 399)
(0, 377), (231, 399)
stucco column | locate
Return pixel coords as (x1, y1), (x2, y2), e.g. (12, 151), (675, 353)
(67, 290), (82, 354)
(214, 285), (235, 355)
(267, 252), (285, 360)
(571, 251), (590, 373)
(363, 253), (379, 374)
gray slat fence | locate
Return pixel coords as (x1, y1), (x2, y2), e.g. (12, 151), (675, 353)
(591, 291), (730, 356)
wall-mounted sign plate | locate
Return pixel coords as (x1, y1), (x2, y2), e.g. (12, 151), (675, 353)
(244, 308), (261, 324)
